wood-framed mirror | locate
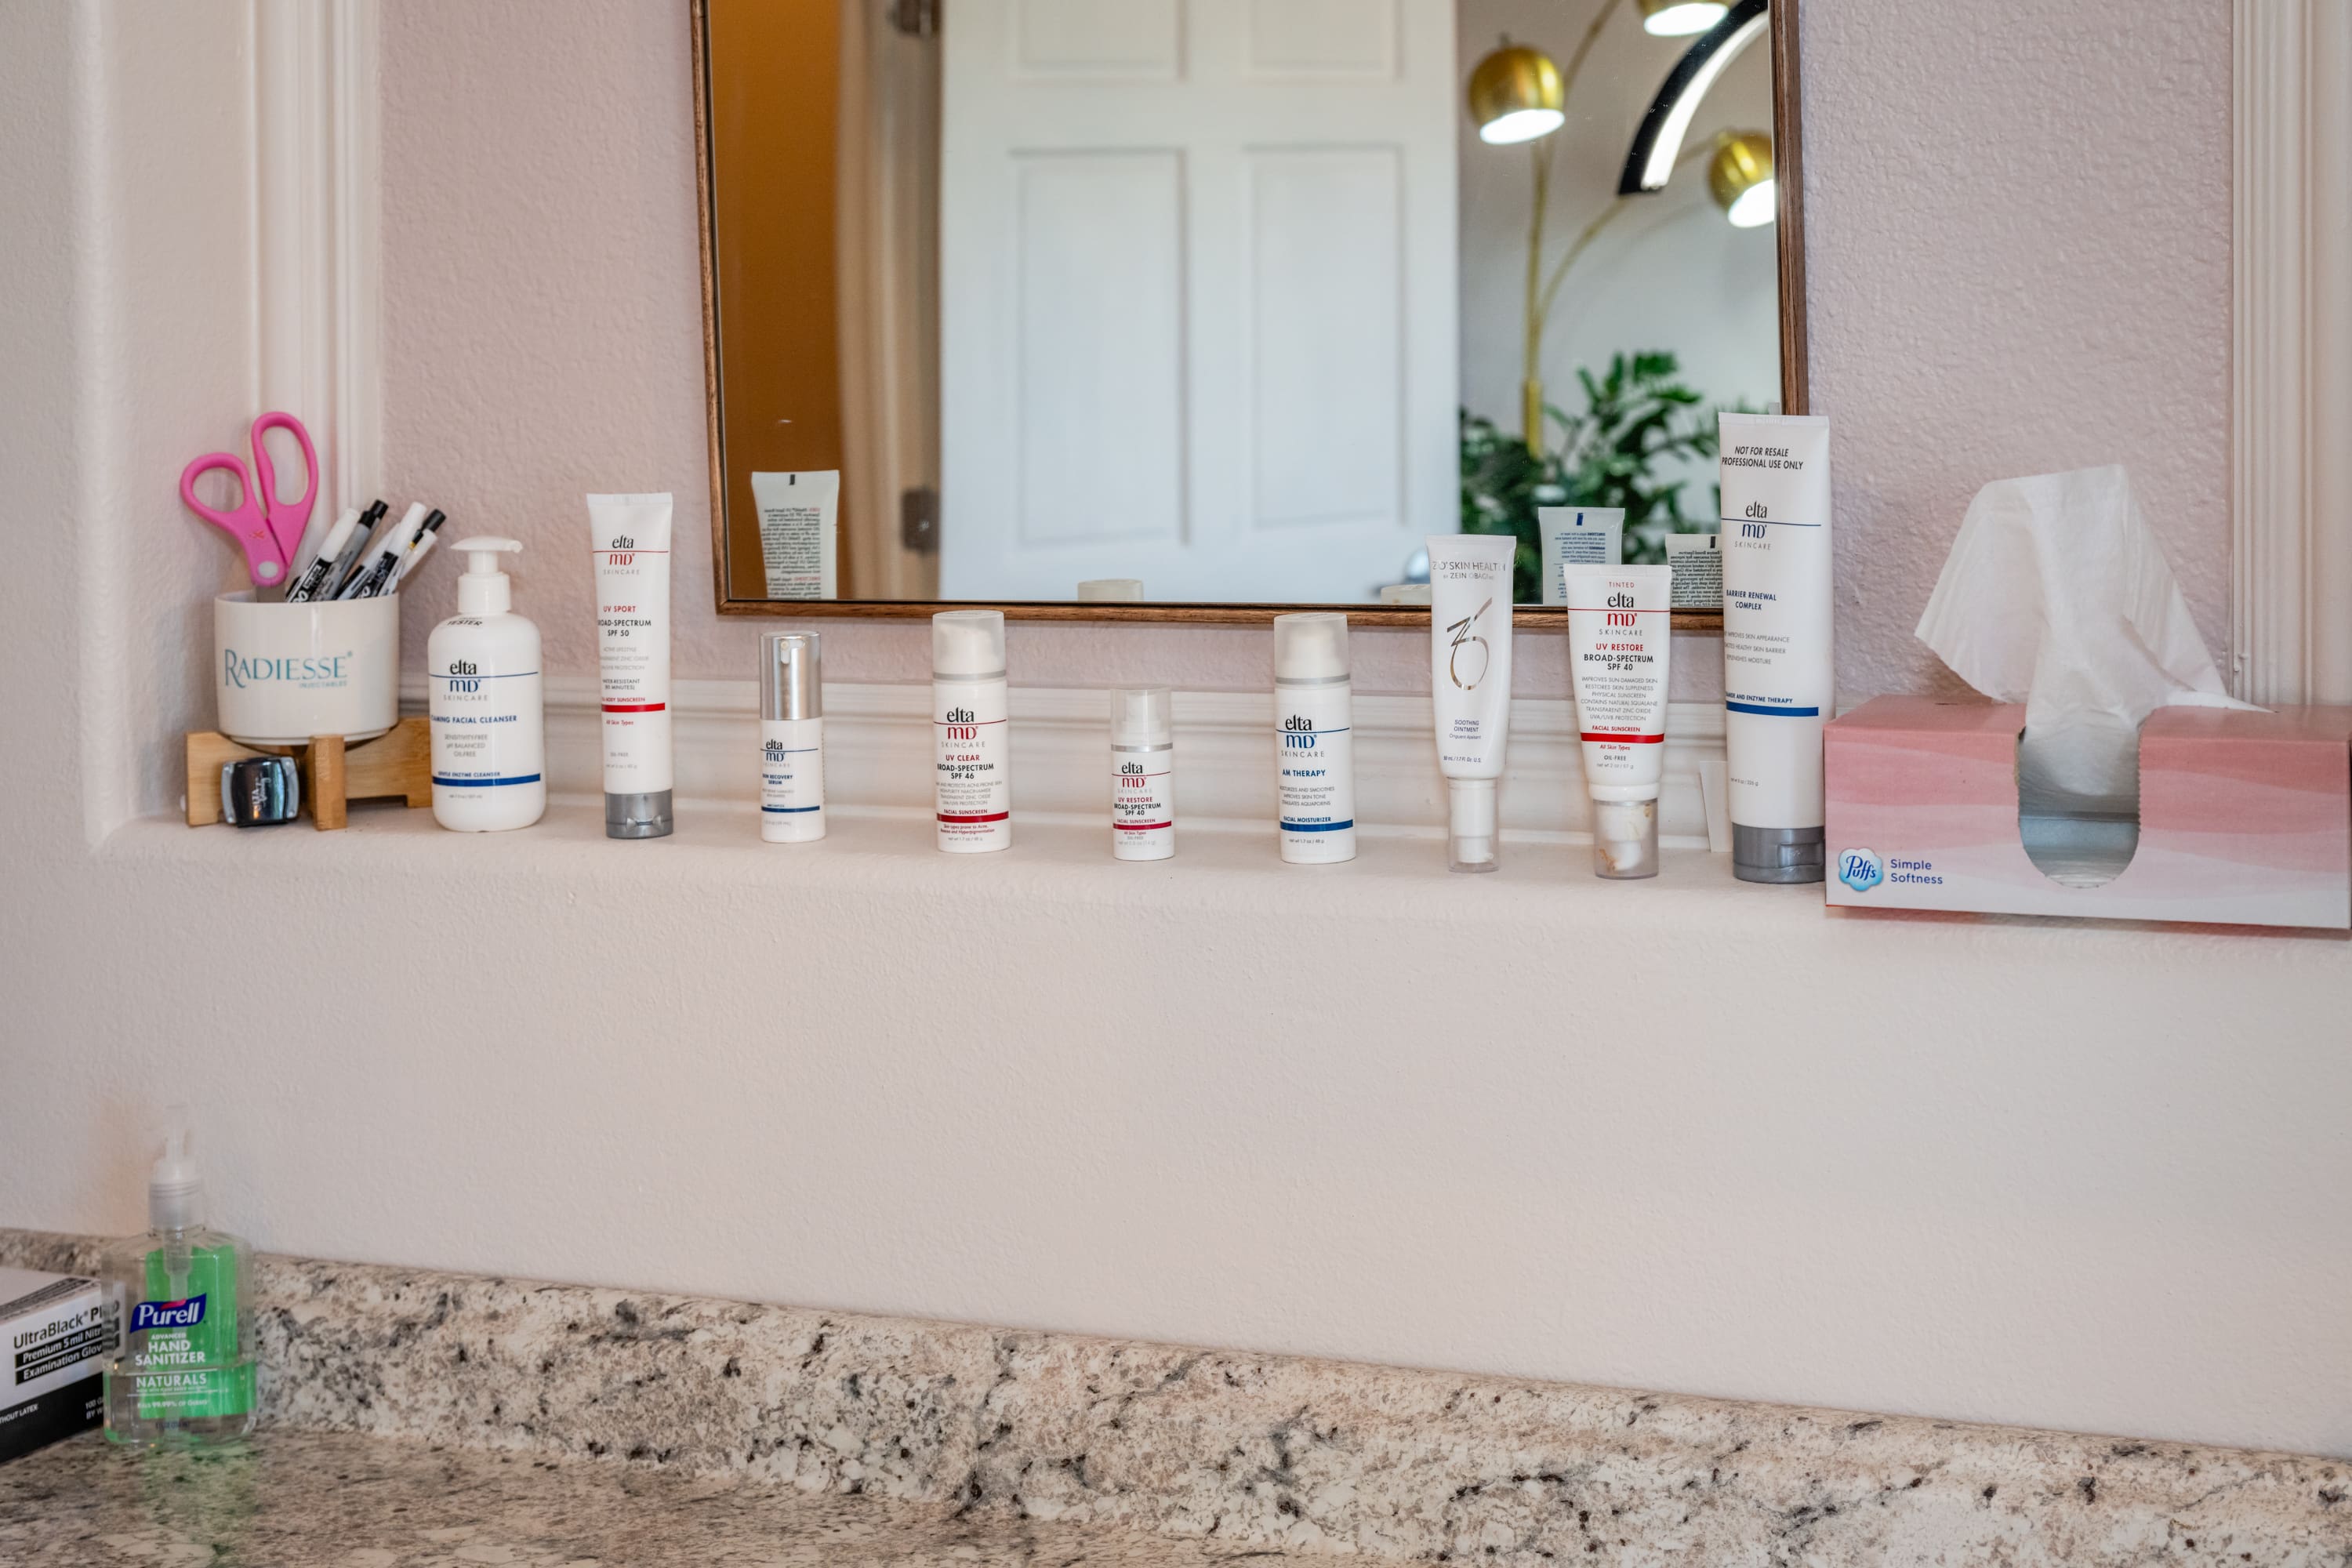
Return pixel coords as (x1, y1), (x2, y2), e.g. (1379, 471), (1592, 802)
(692, 0), (1805, 628)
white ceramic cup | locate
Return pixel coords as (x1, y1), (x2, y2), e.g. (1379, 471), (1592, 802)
(213, 590), (401, 746)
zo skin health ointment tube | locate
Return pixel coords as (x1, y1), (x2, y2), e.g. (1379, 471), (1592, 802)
(1427, 534), (1516, 871)
(933, 610), (1011, 852)
(1565, 563), (1674, 879)
(587, 492), (675, 838)
(760, 633), (824, 843)
(1109, 687), (1174, 860)
(1274, 612), (1355, 863)
(1718, 412), (1832, 883)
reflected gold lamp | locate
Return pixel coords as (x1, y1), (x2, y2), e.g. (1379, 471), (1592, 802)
(1708, 130), (1775, 227)
(1470, 0), (1773, 453)
(1466, 6), (1620, 452)
(1637, 0), (1731, 36)
(1467, 45), (1565, 146)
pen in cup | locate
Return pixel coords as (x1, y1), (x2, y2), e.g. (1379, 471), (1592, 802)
(280, 507), (354, 603)
(285, 500), (383, 604)
(303, 500), (390, 606)
(388, 511), (447, 591)
(284, 506), (339, 586)
(339, 503), (428, 600)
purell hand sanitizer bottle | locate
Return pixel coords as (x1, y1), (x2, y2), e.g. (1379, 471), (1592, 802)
(100, 1111), (256, 1446)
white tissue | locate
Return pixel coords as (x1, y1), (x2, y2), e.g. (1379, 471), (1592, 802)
(1915, 464), (2249, 820)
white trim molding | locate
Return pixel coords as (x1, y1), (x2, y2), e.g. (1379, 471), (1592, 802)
(254, 0), (381, 513)
(401, 678), (1731, 848)
(2231, 0), (2352, 704)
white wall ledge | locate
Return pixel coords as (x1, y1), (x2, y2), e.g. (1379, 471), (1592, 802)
(109, 795), (2352, 962)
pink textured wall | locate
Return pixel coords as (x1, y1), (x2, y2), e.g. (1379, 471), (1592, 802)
(1802, 0), (2231, 697)
(383, 0), (2230, 702)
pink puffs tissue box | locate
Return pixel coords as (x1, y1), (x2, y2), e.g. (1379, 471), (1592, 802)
(1824, 696), (2352, 929)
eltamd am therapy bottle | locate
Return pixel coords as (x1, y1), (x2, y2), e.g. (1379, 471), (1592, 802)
(933, 610), (1011, 851)
(1274, 612), (1356, 863)
(1110, 686), (1174, 860)
(760, 632), (824, 842)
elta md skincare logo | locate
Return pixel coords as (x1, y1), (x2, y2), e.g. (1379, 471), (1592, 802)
(131, 1294), (207, 1334)
(1838, 848), (1884, 893)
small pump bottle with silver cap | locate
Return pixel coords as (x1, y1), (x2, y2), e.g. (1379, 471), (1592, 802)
(426, 537), (546, 832)
(760, 633), (824, 842)
(1273, 612), (1356, 863)
(1110, 687), (1174, 860)
(933, 610), (1011, 852)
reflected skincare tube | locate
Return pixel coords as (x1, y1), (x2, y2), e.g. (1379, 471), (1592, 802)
(587, 492), (675, 838)
(1426, 534), (1515, 871)
(1717, 413), (1832, 883)
(1564, 564), (1674, 878)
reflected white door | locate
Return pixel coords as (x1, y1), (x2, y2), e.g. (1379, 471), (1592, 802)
(939, 0), (1457, 602)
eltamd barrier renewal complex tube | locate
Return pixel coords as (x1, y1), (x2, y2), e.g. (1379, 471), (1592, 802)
(1426, 533), (1515, 871)
(1718, 412), (1833, 883)
(587, 493), (675, 839)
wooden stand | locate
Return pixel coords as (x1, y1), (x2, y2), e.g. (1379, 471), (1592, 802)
(185, 716), (432, 829)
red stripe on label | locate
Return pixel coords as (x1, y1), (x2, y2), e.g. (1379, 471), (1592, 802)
(604, 702), (667, 713)
(1112, 821), (1174, 831)
(938, 811), (1010, 824)
(1581, 731), (1665, 743)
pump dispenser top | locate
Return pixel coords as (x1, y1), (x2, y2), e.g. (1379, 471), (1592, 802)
(1274, 612), (1350, 682)
(933, 609), (1007, 679)
(148, 1107), (205, 1232)
(454, 536), (522, 615)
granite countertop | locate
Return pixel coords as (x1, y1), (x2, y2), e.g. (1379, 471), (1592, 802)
(5, 1231), (2343, 1567)
(0, 1428), (1311, 1567)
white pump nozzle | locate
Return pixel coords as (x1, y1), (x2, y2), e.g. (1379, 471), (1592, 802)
(149, 1105), (205, 1232)
(454, 535), (522, 615)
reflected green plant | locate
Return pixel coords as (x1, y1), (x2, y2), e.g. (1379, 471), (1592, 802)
(1460, 350), (1742, 603)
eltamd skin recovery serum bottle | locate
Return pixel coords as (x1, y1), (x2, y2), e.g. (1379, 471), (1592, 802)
(933, 610), (1011, 851)
(1274, 612), (1356, 862)
(760, 632), (825, 842)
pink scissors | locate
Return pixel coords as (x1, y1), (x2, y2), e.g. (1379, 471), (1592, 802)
(179, 411), (318, 588)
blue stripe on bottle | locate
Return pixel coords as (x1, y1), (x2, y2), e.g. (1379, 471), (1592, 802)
(760, 805), (822, 813)
(1281, 818), (1356, 832)
(432, 774), (543, 786)
(1725, 702), (1820, 717)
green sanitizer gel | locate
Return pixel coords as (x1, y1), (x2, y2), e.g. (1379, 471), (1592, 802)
(100, 1112), (256, 1446)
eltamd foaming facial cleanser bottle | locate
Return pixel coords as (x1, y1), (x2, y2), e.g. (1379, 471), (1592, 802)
(1426, 533), (1516, 871)
(1274, 612), (1356, 862)
(1718, 413), (1833, 883)
(1110, 687), (1174, 860)
(586, 492), (675, 839)
(760, 632), (824, 842)
(933, 610), (1011, 851)
(426, 538), (546, 832)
